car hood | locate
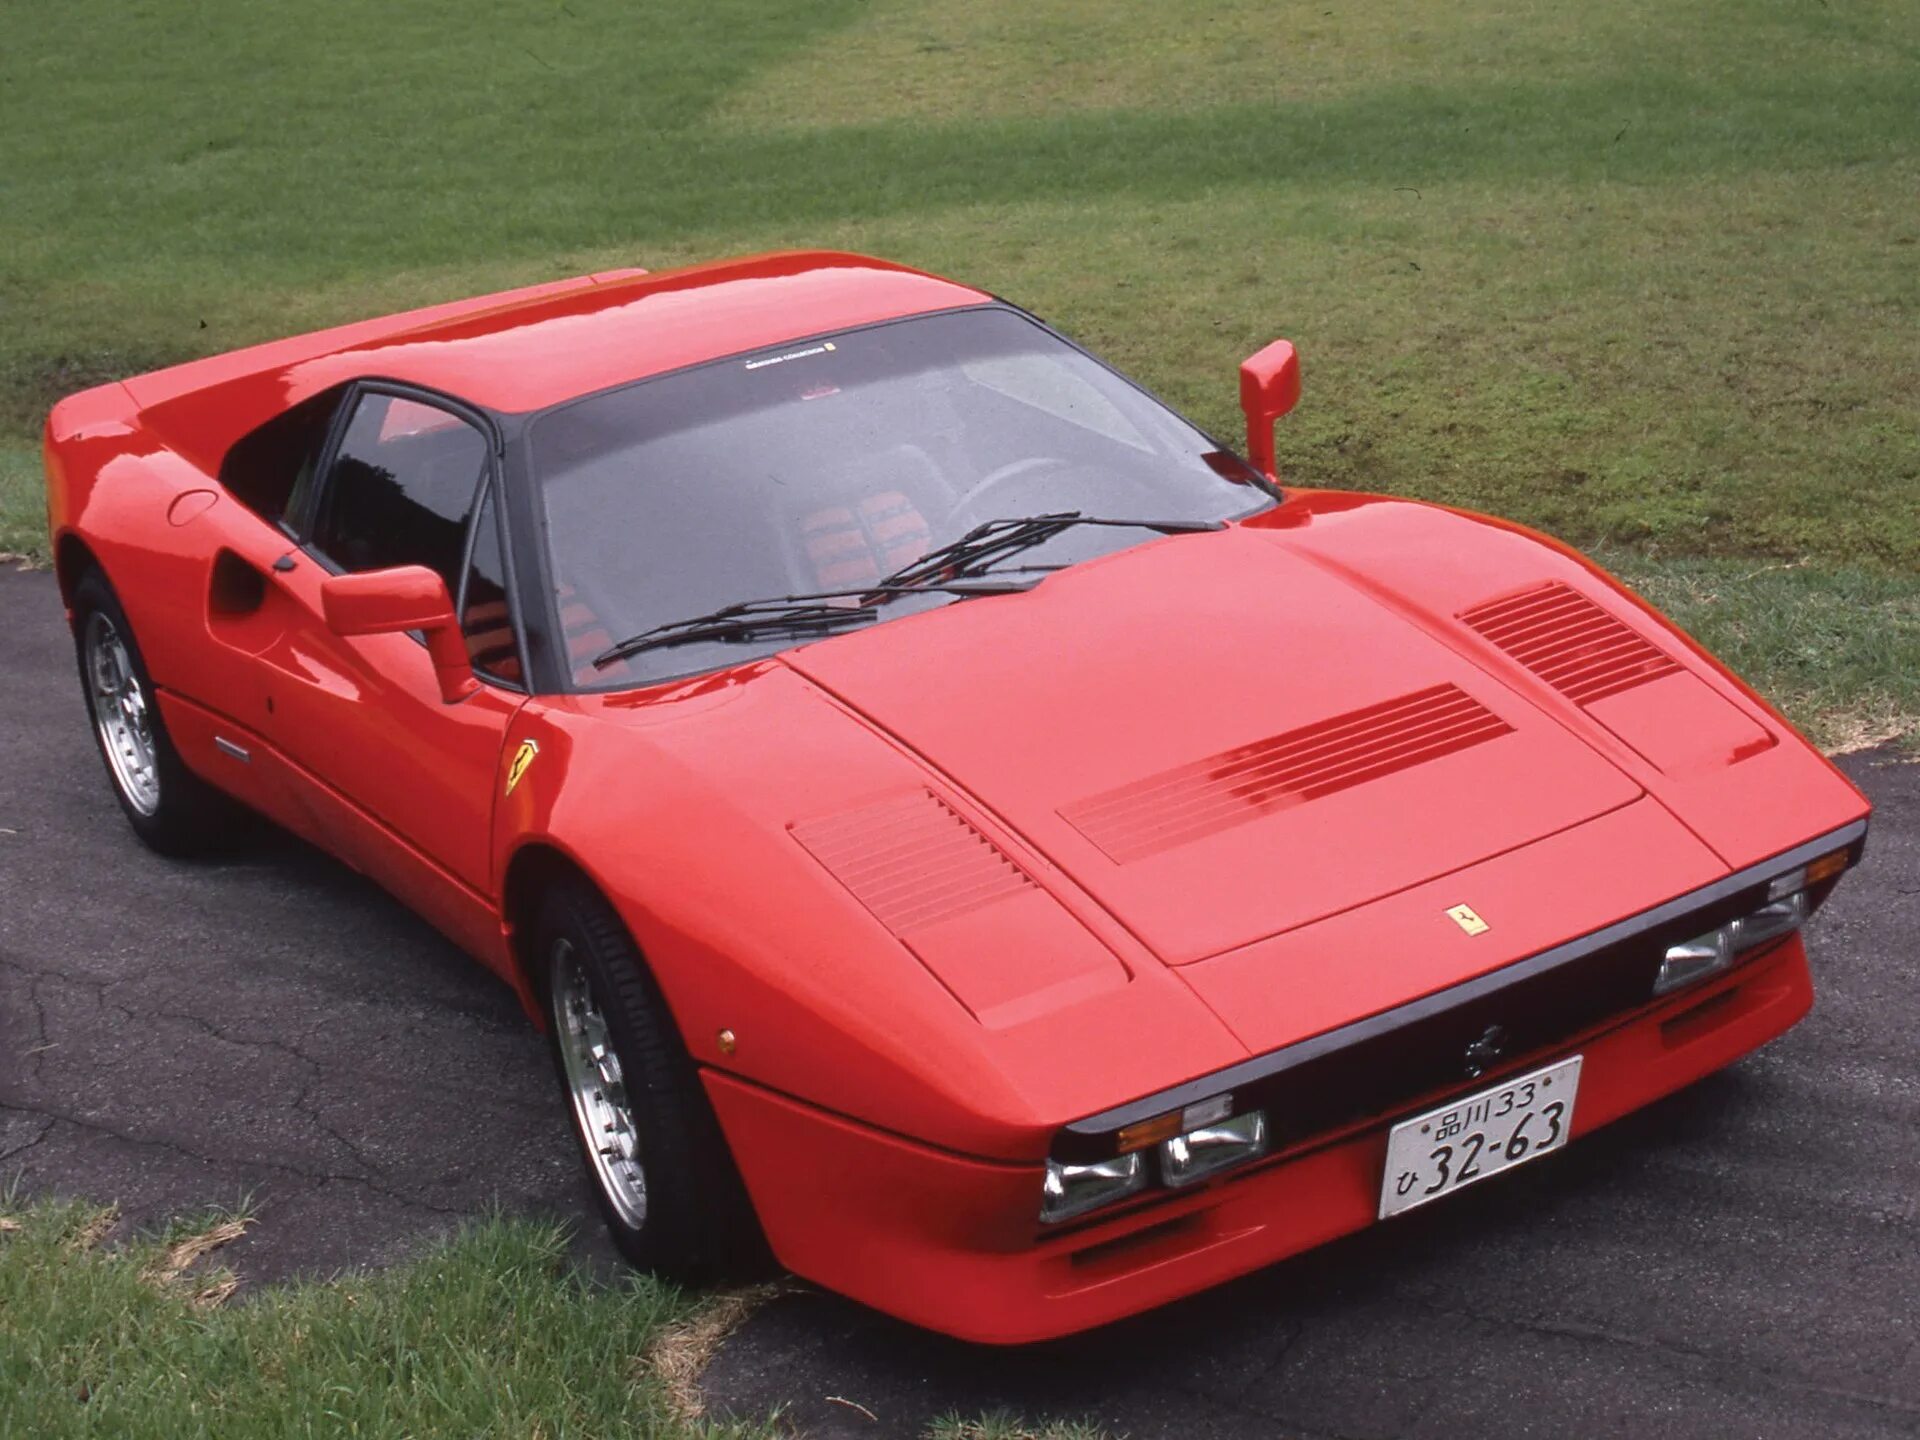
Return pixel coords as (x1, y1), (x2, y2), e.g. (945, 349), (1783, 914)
(547, 503), (1865, 1155)
(783, 524), (1646, 965)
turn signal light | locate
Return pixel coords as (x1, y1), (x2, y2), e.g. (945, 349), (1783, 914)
(1116, 1094), (1234, 1153)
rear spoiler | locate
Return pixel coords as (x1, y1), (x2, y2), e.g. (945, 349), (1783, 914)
(87, 267), (649, 474)
(121, 268), (649, 411)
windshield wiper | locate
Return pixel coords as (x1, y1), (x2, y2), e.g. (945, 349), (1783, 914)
(590, 577), (1033, 669)
(874, 512), (1224, 590)
(591, 515), (1221, 670)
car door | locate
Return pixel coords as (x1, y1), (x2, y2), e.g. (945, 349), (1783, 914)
(255, 384), (530, 953)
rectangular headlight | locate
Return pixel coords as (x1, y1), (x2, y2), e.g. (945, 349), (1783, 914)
(1731, 891), (1808, 949)
(1654, 927), (1732, 995)
(1160, 1110), (1269, 1188)
(1040, 1152), (1147, 1224)
(1655, 883), (1811, 996)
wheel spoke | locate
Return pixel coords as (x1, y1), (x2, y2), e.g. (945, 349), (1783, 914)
(549, 941), (647, 1228)
(83, 612), (161, 816)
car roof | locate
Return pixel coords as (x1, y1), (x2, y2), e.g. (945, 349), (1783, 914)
(293, 250), (990, 415)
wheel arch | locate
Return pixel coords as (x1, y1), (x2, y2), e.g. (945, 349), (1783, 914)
(504, 838), (773, 1278)
(499, 839), (658, 1034)
(54, 531), (103, 614)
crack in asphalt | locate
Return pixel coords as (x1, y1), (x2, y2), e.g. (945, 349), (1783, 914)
(0, 1098), (469, 1219)
(23, 977), (53, 1089)
(0, 1111), (56, 1163)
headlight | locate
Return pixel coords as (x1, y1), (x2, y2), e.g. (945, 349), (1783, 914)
(1161, 1110), (1269, 1188)
(1040, 1097), (1275, 1222)
(1654, 884), (1813, 995)
(1653, 927), (1733, 994)
(1040, 1152), (1146, 1224)
(1730, 891), (1808, 949)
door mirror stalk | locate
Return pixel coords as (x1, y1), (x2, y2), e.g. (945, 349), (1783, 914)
(1238, 339), (1302, 482)
(319, 566), (477, 704)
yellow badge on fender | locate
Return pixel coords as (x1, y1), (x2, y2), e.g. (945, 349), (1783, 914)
(505, 739), (539, 796)
(1445, 903), (1490, 936)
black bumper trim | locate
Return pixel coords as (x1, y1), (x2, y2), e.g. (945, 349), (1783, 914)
(1055, 817), (1868, 1162)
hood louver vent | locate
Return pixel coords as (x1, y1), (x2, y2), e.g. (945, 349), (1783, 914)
(1062, 684), (1513, 865)
(1459, 582), (1680, 707)
(792, 790), (1035, 935)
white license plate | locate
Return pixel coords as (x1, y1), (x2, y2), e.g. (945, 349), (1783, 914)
(1378, 1056), (1582, 1219)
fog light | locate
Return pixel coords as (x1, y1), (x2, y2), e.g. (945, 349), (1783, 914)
(1041, 1152), (1147, 1224)
(1160, 1110), (1269, 1188)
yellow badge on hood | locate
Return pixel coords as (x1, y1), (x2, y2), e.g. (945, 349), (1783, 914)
(505, 739), (539, 796)
(1445, 903), (1489, 936)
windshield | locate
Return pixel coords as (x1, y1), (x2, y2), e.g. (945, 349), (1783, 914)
(530, 305), (1273, 688)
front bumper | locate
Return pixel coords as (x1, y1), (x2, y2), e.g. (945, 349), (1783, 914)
(706, 934), (1816, 1344)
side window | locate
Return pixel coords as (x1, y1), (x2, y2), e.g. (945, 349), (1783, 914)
(458, 486), (522, 685)
(309, 391), (489, 596)
(219, 386), (346, 527)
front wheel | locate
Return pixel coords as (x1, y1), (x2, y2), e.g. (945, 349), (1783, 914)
(71, 566), (242, 856)
(536, 877), (767, 1283)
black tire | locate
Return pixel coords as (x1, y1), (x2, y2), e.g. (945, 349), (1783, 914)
(70, 566), (243, 857)
(534, 876), (769, 1284)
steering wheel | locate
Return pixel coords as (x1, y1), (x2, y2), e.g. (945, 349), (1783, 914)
(948, 456), (1076, 520)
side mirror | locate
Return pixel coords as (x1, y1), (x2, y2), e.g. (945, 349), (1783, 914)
(320, 565), (477, 704)
(1238, 339), (1302, 482)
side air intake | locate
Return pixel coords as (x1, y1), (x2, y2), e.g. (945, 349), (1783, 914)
(791, 789), (1035, 935)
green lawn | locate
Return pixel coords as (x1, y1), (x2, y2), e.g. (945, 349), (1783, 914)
(4, 2), (1916, 723)
(0, 1197), (1114, 1439)
(0, 1200), (723, 1438)
(3, 0), (1913, 743)
(0, 1), (1913, 1427)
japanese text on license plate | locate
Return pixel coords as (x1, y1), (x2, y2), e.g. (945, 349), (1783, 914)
(1379, 1056), (1582, 1219)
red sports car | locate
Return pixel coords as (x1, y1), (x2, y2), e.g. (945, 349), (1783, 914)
(43, 252), (1869, 1342)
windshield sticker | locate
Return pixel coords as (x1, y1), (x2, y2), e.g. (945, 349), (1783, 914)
(743, 340), (836, 371)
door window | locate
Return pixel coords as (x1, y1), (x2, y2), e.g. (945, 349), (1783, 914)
(220, 384), (348, 528)
(305, 388), (526, 687)
(310, 391), (490, 594)
(458, 486), (522, 685)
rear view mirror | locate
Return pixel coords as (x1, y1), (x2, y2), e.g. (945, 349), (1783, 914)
(1238, 339), (1302, 481)
(320, 565), (477, 704)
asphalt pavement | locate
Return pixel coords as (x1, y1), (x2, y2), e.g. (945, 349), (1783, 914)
(3, 564), (1917, 1438)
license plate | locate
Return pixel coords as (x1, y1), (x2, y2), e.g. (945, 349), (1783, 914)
(1378, 1056), (1582, 1219)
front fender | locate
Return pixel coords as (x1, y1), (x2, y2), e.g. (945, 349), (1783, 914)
(1245, 491), (1869, 868)
(490, 667), (1247, 1162)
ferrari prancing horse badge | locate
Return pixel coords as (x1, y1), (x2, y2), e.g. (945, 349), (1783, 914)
(1445, 903), (1490, 936)
(505, 738), (539, 796)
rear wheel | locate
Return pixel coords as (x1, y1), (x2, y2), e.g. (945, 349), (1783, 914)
(71, 567), (241, 855)
(536, 877), (768, 1283)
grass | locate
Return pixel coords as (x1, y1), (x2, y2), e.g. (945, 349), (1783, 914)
(3, 0), (1915, 562)
(0, 1197), (742, 1438)
(925, 1414), (1117, 1440)
(0, 1195), (1103, 1439)
(2, 0), (1913, 740)
(1606, 551), (1920, 753)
